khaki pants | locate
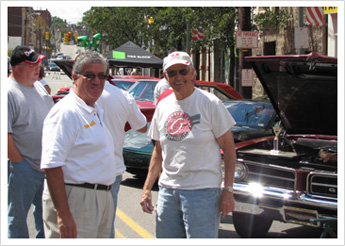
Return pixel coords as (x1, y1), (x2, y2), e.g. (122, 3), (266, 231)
(42, 185), (114, 238)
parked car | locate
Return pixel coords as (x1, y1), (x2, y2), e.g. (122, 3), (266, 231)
(48, 62), (60, 71)
(231, 52), (337, 237)
(111, 80), (136, 91)
(52, 60), (243, 123)
(51, 60), (159, 103)
(127, 78), (243, 123)
(123, 99), (277, 176)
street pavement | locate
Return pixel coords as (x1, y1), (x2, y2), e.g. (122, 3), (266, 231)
(44, 43), (84, 94)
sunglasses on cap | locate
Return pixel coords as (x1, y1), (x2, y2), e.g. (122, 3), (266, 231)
(166, 68), (191, 77)
(80, 73), (108, 80)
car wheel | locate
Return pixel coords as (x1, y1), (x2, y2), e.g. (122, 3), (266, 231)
(233, 212), (273, 238)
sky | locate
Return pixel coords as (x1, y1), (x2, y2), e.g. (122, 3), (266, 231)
(32, 5), (91, 24)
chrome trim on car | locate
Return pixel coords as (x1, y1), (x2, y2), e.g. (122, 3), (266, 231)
(238, 159), (297, 191)
(233, 182), (337, 226)
(307, 172), (337, 198)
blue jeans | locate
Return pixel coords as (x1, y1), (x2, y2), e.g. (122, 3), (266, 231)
(110, 174), (123, 238)
(156, 186), (221, 238)
(8, 159), (45, 238)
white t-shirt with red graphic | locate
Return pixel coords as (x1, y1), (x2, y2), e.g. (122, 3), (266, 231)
(149, 88), (236, 189)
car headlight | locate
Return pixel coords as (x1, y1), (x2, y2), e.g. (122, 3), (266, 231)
(234, 162), (248, 181)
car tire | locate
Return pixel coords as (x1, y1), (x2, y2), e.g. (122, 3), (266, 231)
(233, 212), (273, 238)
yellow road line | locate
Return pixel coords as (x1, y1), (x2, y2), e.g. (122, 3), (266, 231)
(114, 228), (125, 238)
(116, 208), (154, 238)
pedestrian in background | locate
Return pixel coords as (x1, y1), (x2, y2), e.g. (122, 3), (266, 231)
(130, 67), (140, 75)
(41, 51), (115, 238)
(7, 45), (54, 238)
(140, 51), (236, 238)
(153, 77), (170, 104)
(38, 66), (51, 94)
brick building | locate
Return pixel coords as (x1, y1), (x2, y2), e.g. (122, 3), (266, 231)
(8, 7), (52, 53)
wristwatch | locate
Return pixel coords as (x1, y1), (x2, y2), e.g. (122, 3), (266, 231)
(223, 186), (234, 193)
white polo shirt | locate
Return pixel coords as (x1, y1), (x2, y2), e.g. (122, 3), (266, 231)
(97, 81), (147, 176)
(41, 89), (116, 186)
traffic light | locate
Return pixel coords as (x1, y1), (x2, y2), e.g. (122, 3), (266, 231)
(45, 31), (49, 41)
(68, 32), (72, 41)
(64, 33), (69, 43)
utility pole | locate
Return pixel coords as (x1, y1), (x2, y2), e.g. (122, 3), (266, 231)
(238, 7), (252, 99)
(298, 7), (305, 54)
(186, 19), (190, 54)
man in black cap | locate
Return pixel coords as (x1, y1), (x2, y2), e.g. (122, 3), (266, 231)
(7, 45), (54, 238)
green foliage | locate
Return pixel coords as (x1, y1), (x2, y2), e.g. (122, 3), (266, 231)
(51, 16), (66, 29)
(253, 7), (289, 31)
(81, 7), (238, 57)
(190, 7), (237, 50)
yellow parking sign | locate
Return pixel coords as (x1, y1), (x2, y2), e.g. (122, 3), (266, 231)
(324, 7), (338, 14)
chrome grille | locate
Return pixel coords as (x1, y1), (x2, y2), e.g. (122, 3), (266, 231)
(243, 161), (296, 190)
(307, 172), (337, 198)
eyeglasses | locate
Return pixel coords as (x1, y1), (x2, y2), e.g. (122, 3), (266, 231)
(80, 73), (108, 80)
(166, 68), (191, 77)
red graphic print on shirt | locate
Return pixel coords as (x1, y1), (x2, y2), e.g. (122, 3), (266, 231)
(164, 111), (192, 141)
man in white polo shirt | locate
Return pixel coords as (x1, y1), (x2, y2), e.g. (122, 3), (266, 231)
(41, 51), (116, 238)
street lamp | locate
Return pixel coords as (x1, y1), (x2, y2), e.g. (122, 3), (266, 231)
(24, 11), (40, 46)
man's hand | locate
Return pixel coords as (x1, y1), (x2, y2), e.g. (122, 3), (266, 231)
(57, 211), (77, 238)
(219, 189), (235, 219)
(140, 190), (154, 214)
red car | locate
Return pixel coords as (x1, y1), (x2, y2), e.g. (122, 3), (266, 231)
(127, 79), (243, 124)
(52, 60), (243, 127)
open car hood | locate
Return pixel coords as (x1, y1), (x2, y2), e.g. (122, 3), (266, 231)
(53, 59), (74, 79)
(245, 52), (337, 135)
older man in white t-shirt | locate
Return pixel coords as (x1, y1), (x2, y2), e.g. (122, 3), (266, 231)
(140, 51), (237, 238)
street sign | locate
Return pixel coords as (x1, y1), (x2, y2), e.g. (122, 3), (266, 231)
(241, 69), (253, 87)
(294, 27), (310, 49)
(324, 7), (337, 14)
(236, 31), (258, 49)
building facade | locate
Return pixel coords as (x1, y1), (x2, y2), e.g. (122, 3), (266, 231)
(8, 7), (52, 54)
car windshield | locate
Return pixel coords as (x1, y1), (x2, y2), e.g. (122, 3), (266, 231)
(225, 101), (275, 128)
(113, 80), (135, 91)
(128, 80), (158, 101)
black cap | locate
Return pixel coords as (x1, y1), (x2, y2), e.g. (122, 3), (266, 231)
(10, 46), (45, 66)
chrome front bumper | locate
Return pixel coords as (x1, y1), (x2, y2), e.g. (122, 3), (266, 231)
(233, 183), (337, 227)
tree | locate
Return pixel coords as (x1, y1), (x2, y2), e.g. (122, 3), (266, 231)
(189, 7), (237, 84)
(51, 16), (66, 29)
(81, 7), (238, 82)
(82, 7), (152, 51)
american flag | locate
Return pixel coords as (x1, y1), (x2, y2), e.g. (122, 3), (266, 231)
(192, 28), (205, 41)
(305, 7), (325, 26)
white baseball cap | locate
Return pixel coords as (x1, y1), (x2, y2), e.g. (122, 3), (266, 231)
(163, 51), (193, 71)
